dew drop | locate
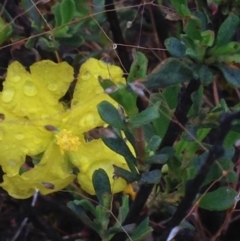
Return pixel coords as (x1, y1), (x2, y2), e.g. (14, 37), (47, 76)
(15, 133), (25, 140)
(81, 71), (90, 80)
(12, 75), (21, 83)
(112, 174), (119, 180)
(112, 43), (117, 49)
(21, 147), (29, 153)
(47, 83), (58, 91)
(79, 113), (96, 128)
(126, 21), (132, 28)
(2, 89), (15, 103)
(23, 81), (37, 96)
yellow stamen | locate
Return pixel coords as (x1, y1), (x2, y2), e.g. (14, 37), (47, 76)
(56, 129), (80, 151)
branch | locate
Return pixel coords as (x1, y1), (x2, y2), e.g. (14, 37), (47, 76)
(159, 111), (240, 240)
(105, 0), (131, 72)
(111, 79), (201, 241)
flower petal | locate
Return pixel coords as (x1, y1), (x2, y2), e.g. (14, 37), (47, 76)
(0, 103), (53, 176)
(77, 159), (129, 195)
(0, 141), (75, 199)
(72, 58), (125, 106)
(1, 60), (73, 119)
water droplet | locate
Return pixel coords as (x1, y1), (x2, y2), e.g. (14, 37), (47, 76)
(112, 43), (117, 49)
(12, 75), (21, 83)
(2, 89), (15, 103)
(99, 57), (114, 67)
(81, 71), (90, 80)
(126, 21), (132, 28)
(15, 133), (25, 140)
(79, 113), (96, 128)
(21, 147), (29, 153)
(112, 174), (119, 180)
(23, 81), (37, 96)
(47, 83), (58, 91)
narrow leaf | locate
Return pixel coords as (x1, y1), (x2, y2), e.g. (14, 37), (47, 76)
(215, 13), (239, 46)
(102, 136), (137, 173)
(92, 169), (111, 208)
(127, 50), (148, 83)
(97, 101), (125, 129)
(60, 0), (76, 24)
(129, 103), (160, 128)
(145, 58), (195, 89)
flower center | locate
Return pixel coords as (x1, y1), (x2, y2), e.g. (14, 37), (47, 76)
(56, 129), (80, 151)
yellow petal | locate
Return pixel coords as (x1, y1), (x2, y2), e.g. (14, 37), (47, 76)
(72, 58), (125, 106)
(63, 94), (115, 134)
(67, 137), (129, 195)
(0, 103), (53, 176)
(1, 60), (73, 119)
(0, 141), (75, 199)
(77, 159), (129, 195)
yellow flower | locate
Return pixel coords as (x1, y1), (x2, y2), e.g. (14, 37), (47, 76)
(0, 60), (73, 176)
(0, 58), (132, 198)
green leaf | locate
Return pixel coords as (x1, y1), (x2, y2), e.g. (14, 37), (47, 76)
(58, 35), (84, 47)
(203, 158), (237, 186)
(164, 37), (187, 58)
(0, 18), (12, 44)
(127, 50), (148, 83)
(199, 187), (238, 211)
(139, 170), (161, 185)
(197, 65), (214, 85)
(209, 42), (240, 56)
(216, 63), (240, 87)
(169, 0), (191, 17)
(147, 135), (162, 152)
(118, 195), (130, 224)
(52, 3), (61, 27)
(184, 16), (202, 41)
(215, 13), (239, 46)
(21, 0), (42, 29)
(129, 103), (160, 128)
(200, 30), (215, 47)
(113, 165), (139, 183)
(97, 101), (125, 130)
(189, 85), (203, 116)
(128, 217), (153, 241)
(144, 58), (195, 89)
(54, 26), (72, 38)
(60, 0), (76, 24)
(92, 169), (112, 208)
(99, 79), (138, 117)
(102, 136), (137, 173)
(36, 37), (59, 51)
(145, 154), (169, 164)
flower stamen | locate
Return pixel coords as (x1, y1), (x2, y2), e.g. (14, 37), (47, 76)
(56, 129), (80, 151)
